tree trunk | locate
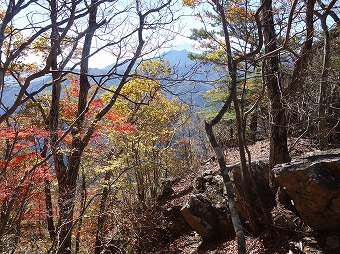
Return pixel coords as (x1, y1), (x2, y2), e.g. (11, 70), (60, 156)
(318, 15), (331, 150)
(95, 171), (111, 254)
(233, 97), (259, 233)
(57, 182), (77, 254)
(75, 173), (86, 254)
(10, 184), (30, 254)
(40, 137), (56, 241)
(249, 113), (257, 143)
(286, 0), (316, 96)
(261, 0), (290, 170)
(55, 1), (98, 252)
(45, 179), (56, 240)
(205, 122), (247, 254)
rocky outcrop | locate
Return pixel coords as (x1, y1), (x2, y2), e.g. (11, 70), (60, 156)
(273, 149), (340, 232)
(226, 160), (275, 222)
(158, 178), (175, 200)
(181, 160), (274, 240)
(181, 170), (234, 240)
(164, 205), (191, 237)
(181, 193), (234, 240)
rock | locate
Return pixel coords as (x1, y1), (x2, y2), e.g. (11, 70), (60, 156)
(273, 149), (340, 232)
(288, 241), (303, 254)
(180, 193), (234, 241)
(158, 178), (175, 200)
(163, 205), (191, 236)
(193, 169), (221, 193)
(272, 208), (302, 231)
(181, 160), (274, 240)
(193, 175), (205, 192)
(226, 160), (275, 222)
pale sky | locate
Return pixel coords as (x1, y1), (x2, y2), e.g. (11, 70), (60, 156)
(10, 2), (202, 69)
(88, 7), (202, 69)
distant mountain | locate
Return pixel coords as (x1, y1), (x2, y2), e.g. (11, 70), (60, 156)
(101, 49), (195, 72)
(159, 49), (196, 67)
(1, 75), (52, 112)
(1, 50), (221, 113)
(155, 50), (222, 108)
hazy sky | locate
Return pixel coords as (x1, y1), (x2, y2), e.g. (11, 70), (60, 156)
(89, 6), (201, 68)
(10, 1), (202, 69)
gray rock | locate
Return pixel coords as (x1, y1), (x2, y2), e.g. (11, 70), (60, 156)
(273, 149), (340, 232)
(158, 178), (174, 199)
(193, 175), (205, 193)
(180, 193), (234, 240)
(273, 209), (302, 231)
(226, 160), (275, 222)
(164, 205), (191, 236)
(181, 160), (274, 240)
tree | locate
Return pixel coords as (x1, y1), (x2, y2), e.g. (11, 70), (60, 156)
(0, 109), (51, 252)
(261, 0), (291, 169)
(182, 0), (339, 252)
(84, 59), (190, 253)
(0, 0), (180, 253)
(314, 0), (339, 149)
(183, 0), (268, 252)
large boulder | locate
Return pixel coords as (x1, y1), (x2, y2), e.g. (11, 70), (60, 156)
(157, 178), (175, 200)
(181, 193), (234, 240)
(164, 205), (191, 236)
(273, 149), (340, 232)
(181, 160), (274, 240)
(181, 170), (234, 240)
(226, 160), (275, 222)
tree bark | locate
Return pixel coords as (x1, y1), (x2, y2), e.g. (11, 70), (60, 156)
(75, 173), (86, 254)
(249, 113), (258, 143)
(54, 1), (98, 252)
(95, 171), (111, 254)
(318, 14), (331, 149)
(57, 182), (77, 254)
(205, 121), (247, 254)
(202, 0), (268, 251)
(233, 97), (259, 233)
(45, 179), (56, 240)
(317, 0), (339, 23)
(261, 0), (290, 170)
(286, 0), (316, 97)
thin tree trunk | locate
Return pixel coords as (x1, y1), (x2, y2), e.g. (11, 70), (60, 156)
(233, 97), (259, 233)
(95, 171), (111, 254)
(40, 137), (56, 241)
(286, 0), (316, 96)
(202, 0), (270, 252)
(45, 179), (56, 240)
(317, 0), (339, 23)
(57, 178), (77, 254)
(55, 1), (98, 252)
(75, 173), (86, 254)
(318, 15), (331, 149)
(261, 0), (290, 170)
(10, 186), (29, 254)
(249, 113), (257, 143)
(205, 122), (246, 254)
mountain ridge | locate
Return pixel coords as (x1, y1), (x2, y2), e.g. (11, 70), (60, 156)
(1, 49), (215, 111)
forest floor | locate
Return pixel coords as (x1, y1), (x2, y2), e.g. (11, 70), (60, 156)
(156, 139), (340, 253)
